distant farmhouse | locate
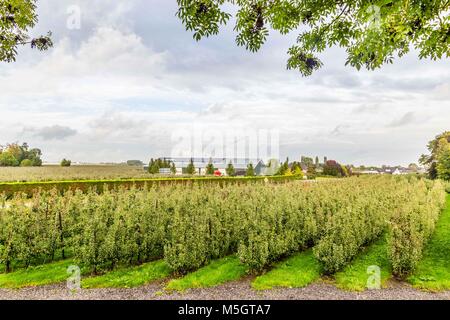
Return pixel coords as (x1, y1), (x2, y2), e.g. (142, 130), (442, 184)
(358, 166), (423, 175)
(151, 157), (269, 176)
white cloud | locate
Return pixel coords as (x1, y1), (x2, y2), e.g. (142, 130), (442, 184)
(0, 1), (448, 165)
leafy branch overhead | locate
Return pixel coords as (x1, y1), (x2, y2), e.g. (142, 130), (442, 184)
(0, 0), (52, 62)
(176, 0), (450, 76)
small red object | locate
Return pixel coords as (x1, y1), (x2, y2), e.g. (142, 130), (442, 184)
(214, 170), (222, 177)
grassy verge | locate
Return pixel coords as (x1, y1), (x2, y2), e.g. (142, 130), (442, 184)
(165, 256), (248, 291)
(252, 250), (321, 290)
(82, 260), (171, 289)
(0, 259), (77, 289)
(334, 235), (391, 291)
(408, 194), (450, 291)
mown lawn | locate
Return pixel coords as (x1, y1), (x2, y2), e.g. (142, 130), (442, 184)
(334, 235), (391, 291)
(408, 194), (450, 291)
(82, 260), (171, 289)
(252, 250), (321, 290)
(166, 256), (248, 291)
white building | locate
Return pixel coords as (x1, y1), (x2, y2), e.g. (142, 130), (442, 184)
(158, 157), (265, 176)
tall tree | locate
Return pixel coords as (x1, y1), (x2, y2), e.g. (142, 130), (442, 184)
(0, 142), (42, 167)
(306, 166), (316, 180)
(171, 162), (177, 174)
(420, 131), (450, 179)
(301, 156), (314, 167)
(186, 158), (196, 175)
(205, 160), (215, 175)
(226, 161), (235, 176)
(437, 147), (450, 181)
(177, 1), (449, 76)
(0, 0), (52, 62)
(148, 158), (159, 174)
(276, 158), (289, 175)
(246, 163), (255, 176)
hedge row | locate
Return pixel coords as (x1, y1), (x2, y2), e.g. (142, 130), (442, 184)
(0, 175), (300, 198)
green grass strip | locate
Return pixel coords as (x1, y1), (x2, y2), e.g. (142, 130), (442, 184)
(408, 194), (450, 291)
(252, 250), (321, 290)
(334, 235), (391, 291)
(165, 256), (248, 291)
(0, 259), (77, 289)
(82, 260), (171, 289)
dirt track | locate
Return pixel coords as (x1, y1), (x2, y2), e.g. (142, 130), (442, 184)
(0, 278), (448, 300)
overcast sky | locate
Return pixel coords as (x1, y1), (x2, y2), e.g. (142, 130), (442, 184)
(0, 0), (449, 166)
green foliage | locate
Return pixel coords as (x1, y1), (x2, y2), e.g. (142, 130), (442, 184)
(148, 158), (174, 174)
(0, 190), (68, 271)
(420, 131), (450, 179)
(313, 178), (394, 273)
(245, 163), (255, 176)
(60, 159), (71, 167)
(205, 160), (215, 175)
(388, 179), (446, 277)
(322, 160), (348, 177)
(0, 152), (18, 167)
(0, 142), (42, 167)
(306, 166), (316, 179)
(176, 1), (450, 76)
(20, 159), (32, 167)
(275, 158), (289, 176)
(0, 175), (299, 198)
(185, 158), (196, 175)
(0, 176), (445, 281)
(292, 163), (304, 178)
(0, 0), (53, 62)
(300, 156), (314, 167)
(225, 161), (235, 176)
(437, 146), (450, 181)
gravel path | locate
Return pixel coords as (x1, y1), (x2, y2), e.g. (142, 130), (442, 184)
(0, 278), (448, 300)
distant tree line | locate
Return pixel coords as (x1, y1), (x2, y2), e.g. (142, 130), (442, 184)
(147, 156), (352, 178)
(0, 142), (42, 167)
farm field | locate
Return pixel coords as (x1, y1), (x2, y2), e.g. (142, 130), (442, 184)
(0, 176), (448, 300)
(0, 165), (151, 182)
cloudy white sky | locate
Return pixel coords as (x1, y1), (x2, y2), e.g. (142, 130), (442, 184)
(1, 0), (449, 166)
